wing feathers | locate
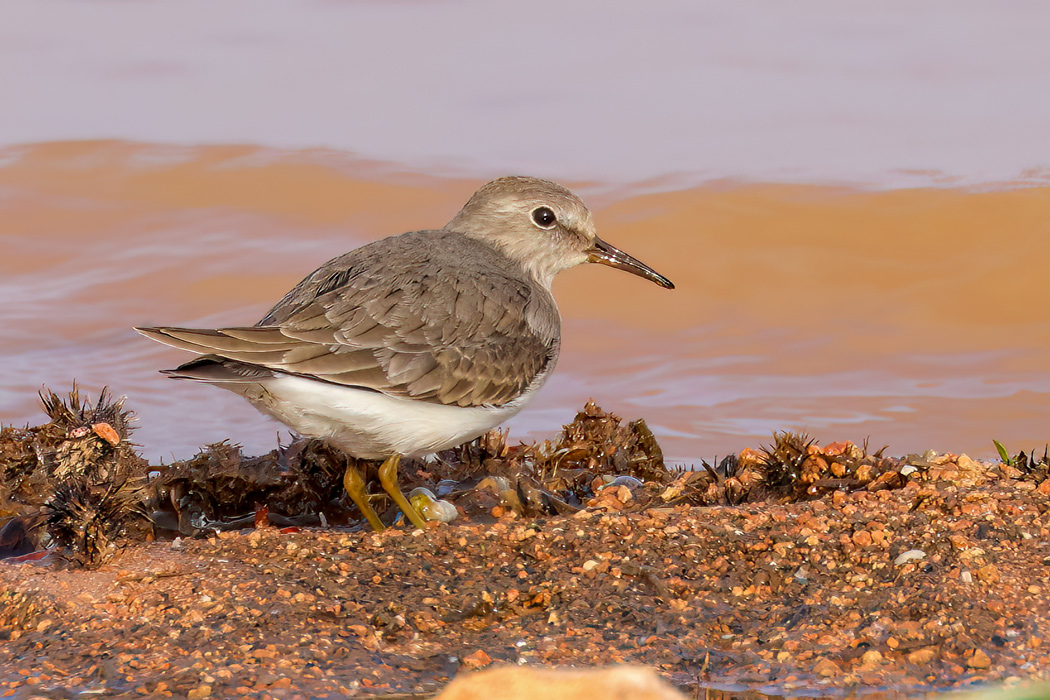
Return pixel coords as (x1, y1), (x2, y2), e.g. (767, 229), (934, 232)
(139, 231), (559, 407)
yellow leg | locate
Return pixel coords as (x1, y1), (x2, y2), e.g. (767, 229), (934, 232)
(343, 462), (386, 532)
(378, 454), (429, 531)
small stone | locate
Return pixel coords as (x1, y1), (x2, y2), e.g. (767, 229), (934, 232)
(813, 658), (841, 677)
(907, 648), (936, 664)
(894, 549), (926, 566)
(256, 672), (279, 686)
(967, 649), (992, 669)
(187, 684), (212, 700)
(461, 649), (493, 670)
(859, 650), (883, 667)
(976, 564), (1001, 584)
(852, 530), (872, 547)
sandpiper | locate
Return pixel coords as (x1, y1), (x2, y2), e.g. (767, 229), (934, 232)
(137, 176), (674, 530)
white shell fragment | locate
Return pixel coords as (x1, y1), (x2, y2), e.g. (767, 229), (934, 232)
(894, 549), (926, 566)
(409, 487), (459, 523)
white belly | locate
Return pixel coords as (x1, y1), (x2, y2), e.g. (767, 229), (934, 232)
(229, 375), (529, 459)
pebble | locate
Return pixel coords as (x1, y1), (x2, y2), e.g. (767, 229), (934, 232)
(813, 658), (841, 677)
(860, 650), (883, 667)
(894, 549), (926, 566)
(2, 449), (1048, 696)
(187, 684), (212, 699)
(968, 649), (992, 669)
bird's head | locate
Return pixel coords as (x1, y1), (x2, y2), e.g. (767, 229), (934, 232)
(445, 176), (674, 290)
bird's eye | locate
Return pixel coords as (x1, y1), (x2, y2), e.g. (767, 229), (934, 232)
(531, 206), (557, 229)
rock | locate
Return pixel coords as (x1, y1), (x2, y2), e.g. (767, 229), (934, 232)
(460, 649), (493, 670)
(852, 530), (873, 547)
(894, 549), (926, 566)
(860, 650), (883, 667)
(907, 648), (936, 664)
(813, 658), (842, 677)
(187, 684), (212, 699)
(976, 564), (1001, 584)
(434, 665), (687, 700)
(967, 649), (992, 669)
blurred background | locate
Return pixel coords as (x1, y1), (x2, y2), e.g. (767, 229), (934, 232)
(3, 0), (1050, 465)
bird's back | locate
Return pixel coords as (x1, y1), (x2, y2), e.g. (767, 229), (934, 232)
(143, 230), (562, 409)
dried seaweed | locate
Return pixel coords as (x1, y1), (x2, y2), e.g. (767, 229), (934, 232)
(47, 465), (148, 568)
(0, 385), (151, 567)
(4, 388), (925, 555)
(154, 439), (348, 534)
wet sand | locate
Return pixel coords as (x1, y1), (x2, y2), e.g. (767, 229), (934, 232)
(3, 446), (1049, 697)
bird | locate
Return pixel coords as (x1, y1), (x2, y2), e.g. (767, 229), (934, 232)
(136, 176), (674, 530)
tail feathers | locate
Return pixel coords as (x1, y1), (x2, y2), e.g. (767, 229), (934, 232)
(134, 326), (297, 355)
(161, 356), (274, 384)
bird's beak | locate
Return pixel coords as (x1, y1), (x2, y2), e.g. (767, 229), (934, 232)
(587, 237), (675, 289)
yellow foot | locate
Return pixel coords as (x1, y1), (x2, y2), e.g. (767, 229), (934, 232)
(343, 462), (386, 532)
(378, 454), (429, 531)
(409, 487), (458, 523)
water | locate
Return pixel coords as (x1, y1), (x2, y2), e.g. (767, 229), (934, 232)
(3, 2), (1050, 465)
(6, 0), (1050, 187)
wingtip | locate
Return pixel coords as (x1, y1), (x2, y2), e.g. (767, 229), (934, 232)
(158, 364), (202, 381)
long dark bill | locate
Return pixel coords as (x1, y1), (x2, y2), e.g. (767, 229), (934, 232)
(587, 237), (675, 289)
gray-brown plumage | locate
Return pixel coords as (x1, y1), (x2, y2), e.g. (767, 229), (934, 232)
(145, 229), (560, 409)
(137, 176), (673, 530)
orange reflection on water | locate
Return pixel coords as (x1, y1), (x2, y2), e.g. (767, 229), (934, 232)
(2, 141), (1049, 463)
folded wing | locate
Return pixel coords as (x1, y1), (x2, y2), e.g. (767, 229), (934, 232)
(137, 231), (559, 408)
